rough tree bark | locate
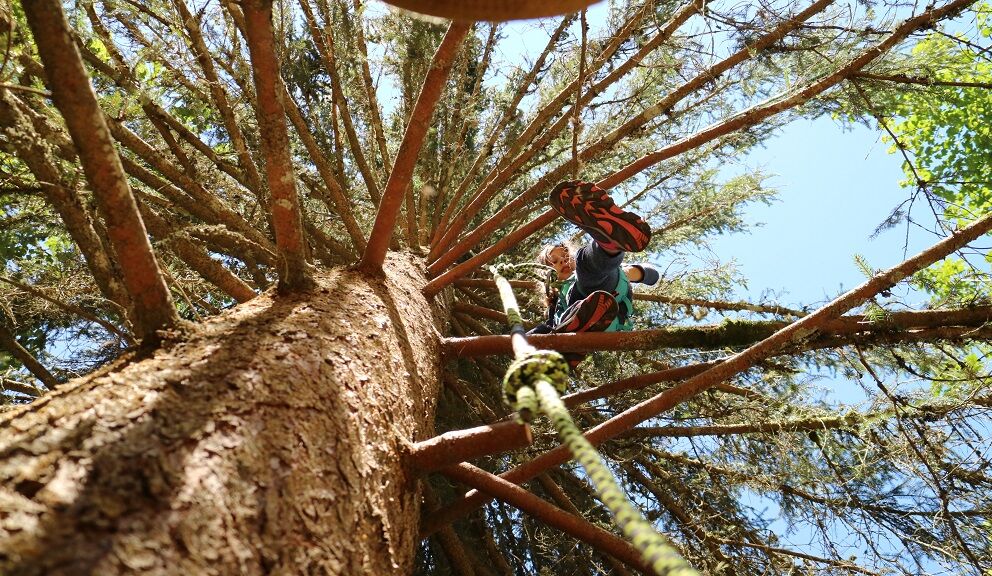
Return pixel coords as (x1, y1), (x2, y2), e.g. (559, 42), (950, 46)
(0, 253), (443, 575)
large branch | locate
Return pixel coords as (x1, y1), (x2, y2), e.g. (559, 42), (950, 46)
(242, 0), (313, 292)
(357, 22), (470, 274)
(444, 305), (992, 356)
(420, 154), (992, 535)
(23, 0), (179, 342)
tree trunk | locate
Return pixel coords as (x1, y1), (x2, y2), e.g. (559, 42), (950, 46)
(0, 253), (443, 575)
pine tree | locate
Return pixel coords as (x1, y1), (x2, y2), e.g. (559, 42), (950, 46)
(0, 0), (989, 574)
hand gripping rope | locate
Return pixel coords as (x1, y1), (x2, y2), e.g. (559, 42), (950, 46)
(490, 264), (699, 576)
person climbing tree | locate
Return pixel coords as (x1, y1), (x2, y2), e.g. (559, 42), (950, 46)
(529, 180), (660, 367)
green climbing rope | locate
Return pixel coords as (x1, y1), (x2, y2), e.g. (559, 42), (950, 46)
(490, 264), (699, 576)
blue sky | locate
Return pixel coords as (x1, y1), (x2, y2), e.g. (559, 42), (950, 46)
(710, 116), (936, 308)
(490, 6), (946, 311)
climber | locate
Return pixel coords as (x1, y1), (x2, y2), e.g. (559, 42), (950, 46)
(528, 181), (659, 367)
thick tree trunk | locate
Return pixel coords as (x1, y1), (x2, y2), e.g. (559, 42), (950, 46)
(0, 253), (443, 575)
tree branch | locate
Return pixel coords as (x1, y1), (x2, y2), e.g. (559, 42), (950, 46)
(431, 16), (573, 251)
(852, 71), (992, 89)
(438, 463), (656, 574)
(23, 0), (179, 342)
(0, 90), (130, 312)
(171, 0), (267, 200)
(0, 276), (132, 343)
(357, 22), (469, 274)
(444, 305), (992, 356)
(242, 0), (313, 292)
(0, 322), (59, 390)
(598, 0), (975, 190)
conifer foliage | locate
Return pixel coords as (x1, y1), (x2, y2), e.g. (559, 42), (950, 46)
(0, 0), (989, 574)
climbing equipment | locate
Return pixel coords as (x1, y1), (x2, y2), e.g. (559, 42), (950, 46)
(490, 265), (699, 576)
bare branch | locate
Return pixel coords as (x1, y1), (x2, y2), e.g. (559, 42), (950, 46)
(23, 0), (179, 342)
(0, 322), (59, 390)
(242, 0), (313, 291)
(357, 22), (470, 274)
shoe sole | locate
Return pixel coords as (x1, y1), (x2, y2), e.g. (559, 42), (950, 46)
(550, 181), (651, 252)
(554, 291), (618, 333)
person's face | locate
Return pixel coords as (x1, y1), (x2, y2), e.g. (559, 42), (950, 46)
(547, 246), (574, 279)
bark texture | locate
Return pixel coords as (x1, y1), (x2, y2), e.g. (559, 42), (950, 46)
(0, 253), (443, 575)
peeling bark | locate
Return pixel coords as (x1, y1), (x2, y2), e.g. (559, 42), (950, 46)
(0, 254), (442, 575)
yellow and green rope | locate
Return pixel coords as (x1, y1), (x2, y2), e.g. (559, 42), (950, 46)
(490, 264), (699, 576)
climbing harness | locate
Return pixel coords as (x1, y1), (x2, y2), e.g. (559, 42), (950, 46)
(490, 264), (699, 576)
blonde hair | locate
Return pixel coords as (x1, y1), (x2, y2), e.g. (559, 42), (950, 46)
(536, 243), (576, 312)
(536, 243), (574, 267)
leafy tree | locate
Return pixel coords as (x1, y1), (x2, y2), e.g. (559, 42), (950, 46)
(0, 0), (988, 575)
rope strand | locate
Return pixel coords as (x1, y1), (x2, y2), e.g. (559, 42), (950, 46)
(491, 266), (699, 576)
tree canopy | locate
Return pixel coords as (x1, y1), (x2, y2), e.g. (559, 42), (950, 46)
(0, 0), (990, 574)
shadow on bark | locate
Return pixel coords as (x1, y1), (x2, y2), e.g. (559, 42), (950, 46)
(0, 257), (442, 575)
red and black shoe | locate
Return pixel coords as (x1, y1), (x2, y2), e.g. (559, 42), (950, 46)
(549, 180), (652, 253)
(553, 290), (618, 334)
(553, 291), (618, 372)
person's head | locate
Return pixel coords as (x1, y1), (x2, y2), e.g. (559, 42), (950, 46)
(537, 243), (575, 280)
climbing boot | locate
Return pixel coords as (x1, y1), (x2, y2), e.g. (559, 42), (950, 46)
(550, 180), (651, 253)
(553, 290), (618, 334)
(553, 290), (618, 372)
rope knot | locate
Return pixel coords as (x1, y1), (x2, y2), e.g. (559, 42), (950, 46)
(503, 349), (570, 419)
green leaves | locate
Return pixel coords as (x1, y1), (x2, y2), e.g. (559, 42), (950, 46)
(888, 9), (992, 221)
